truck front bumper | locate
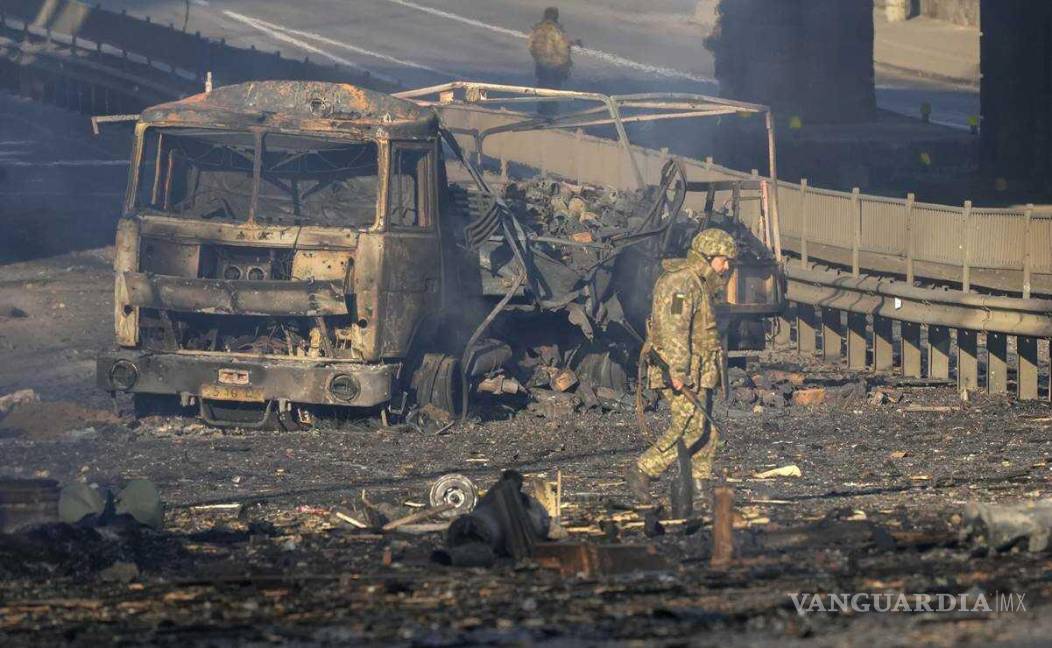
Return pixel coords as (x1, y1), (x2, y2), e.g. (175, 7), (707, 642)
(97, 350), (396, 407)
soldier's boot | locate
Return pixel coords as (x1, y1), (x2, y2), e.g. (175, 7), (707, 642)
(626, 465), (652, 502)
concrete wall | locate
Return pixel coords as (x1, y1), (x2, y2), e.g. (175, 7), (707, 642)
(980, 0), (1052, 199)
(874, 0), (979, 26)
(920, 0), (979, 27)
(708, 0), (876, 124)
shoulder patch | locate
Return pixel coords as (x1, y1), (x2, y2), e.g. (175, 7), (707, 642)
(671, 292), (686, 315)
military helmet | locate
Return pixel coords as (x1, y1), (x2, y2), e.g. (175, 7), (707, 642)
(691, 228), (738, 260)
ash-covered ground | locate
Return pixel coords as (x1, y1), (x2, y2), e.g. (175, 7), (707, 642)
(2, 247), (1052, 646)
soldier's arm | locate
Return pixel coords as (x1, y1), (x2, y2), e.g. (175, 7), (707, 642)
(697, 288), (719, 353)
(651, 275), (695, 383)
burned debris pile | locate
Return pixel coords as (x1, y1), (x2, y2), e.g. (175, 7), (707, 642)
(501, 177), (652, 246)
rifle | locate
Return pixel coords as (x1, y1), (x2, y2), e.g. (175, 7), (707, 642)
(635, 341), (723, 441)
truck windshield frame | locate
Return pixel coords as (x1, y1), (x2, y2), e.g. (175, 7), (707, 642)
(130, 126), (383, 229)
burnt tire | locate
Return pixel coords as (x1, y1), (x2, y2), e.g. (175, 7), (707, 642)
(410, 353), (462, 416)
(573, 350), (630, 393)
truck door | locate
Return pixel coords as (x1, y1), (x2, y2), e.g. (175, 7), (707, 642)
(368, 141), (443, 358)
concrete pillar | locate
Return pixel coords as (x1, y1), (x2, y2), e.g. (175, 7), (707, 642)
(885, 0), (914, 23)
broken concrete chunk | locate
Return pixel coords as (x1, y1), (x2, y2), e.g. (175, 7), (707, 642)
(791, 388), (826, 407)
(731, 387), (757, 407)
(766, 370), (806, 386)
(834, 381), (868, 403)
(962, 499), (1052, 552)
(0, 388), (38, 415)
(526, 390), (581, 418)
(551, 369), (579, 393)
(760, 389), (787, 409)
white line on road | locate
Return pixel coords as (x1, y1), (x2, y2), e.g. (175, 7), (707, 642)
(380, 0), (714, 84)
(224, 11), (451, 77)
(222, 11), (401, 85)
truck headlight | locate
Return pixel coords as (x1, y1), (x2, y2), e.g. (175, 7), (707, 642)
(329, 374), (360, 402)
(109, 360), (138, 390)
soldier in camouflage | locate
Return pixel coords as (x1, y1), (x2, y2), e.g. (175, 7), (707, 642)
(528, 7), (575, 115)
(627, 228), (738, 501)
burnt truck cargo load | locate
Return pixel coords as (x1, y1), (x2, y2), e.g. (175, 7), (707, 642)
(96, 80), (784, 427)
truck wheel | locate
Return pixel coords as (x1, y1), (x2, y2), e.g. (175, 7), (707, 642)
(410, 353), (462, 416)
(573, 350), (630, 393)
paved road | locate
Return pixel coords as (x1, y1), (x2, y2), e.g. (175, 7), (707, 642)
(86, 0), (978, 128)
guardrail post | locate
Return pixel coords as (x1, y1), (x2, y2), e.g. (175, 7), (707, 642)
(962, 200), (973, 292)
(928, 325), (950, 379)
(1018, 336), (1039, 400)
(1023, 204), (1034, 298)
(901, 322), (922, 377)
(905, 192), (915, 284)
(797, 305), (817, 355)
(957, 329), (978, 391)
(987, 332), (1008, 394)
(800, 178), (809, 264)
(873, 316), (894, 371)
(848, 313), (867, 369)
(851, 187), (861, 277)
(822, 307), (843, 362)
(575, 129), (584, 184)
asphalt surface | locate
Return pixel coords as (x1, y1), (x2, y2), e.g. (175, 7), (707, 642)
(92, 0), (977, 129)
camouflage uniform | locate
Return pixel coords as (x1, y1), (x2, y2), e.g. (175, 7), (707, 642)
(528, 15), (573, 87)
(528, 9), (573, 116)
(636, 229), (736, 482)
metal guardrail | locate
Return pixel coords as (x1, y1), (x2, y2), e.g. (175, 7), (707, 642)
(430, 103), (1049, 298)
(431, 103), (1052, 399)
(0, 0), (395, 91)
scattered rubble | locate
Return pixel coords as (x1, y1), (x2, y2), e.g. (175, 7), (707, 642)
(0, 400), (120, 439)
(963, 499), (1052, 552)
(0, 388), (37, 415)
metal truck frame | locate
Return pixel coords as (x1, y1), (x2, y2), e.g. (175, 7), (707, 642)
(95, 80), (783, 427)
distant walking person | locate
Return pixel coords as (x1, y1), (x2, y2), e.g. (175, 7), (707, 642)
(528, 7), (576, 114)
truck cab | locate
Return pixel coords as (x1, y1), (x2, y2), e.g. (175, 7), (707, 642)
(96, 81), (463, 427)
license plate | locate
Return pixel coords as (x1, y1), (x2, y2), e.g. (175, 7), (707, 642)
(218, 368), (250, 385)
(200, 384), (264, 402)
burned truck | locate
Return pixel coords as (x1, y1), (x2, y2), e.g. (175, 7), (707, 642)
(95, 81), (783, 427)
